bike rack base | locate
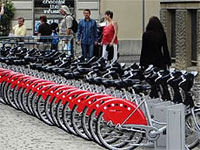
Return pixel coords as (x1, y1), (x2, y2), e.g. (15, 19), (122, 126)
(145, 102), (185, 150)
(167, 104), (185, 150)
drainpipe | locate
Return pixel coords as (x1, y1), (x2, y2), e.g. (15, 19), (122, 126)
(142, 0), (145, 32)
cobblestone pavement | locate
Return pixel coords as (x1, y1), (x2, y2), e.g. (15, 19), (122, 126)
(0, 103), (105, 150)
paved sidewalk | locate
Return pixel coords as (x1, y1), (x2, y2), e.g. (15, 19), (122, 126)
(0, 103), (104, 150)
(1, 102), (200, 150)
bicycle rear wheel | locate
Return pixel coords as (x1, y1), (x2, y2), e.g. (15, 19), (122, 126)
(56, 100), (70, 132)
(96, 111), (144, 150)
(0, 82), (5, 103)
(44, 96), (55, 125)
(81, 106), (93, 140)
(185, 113), (200, 149)
(2, 81), (11, 105)
(71, 104), (90, 140)
(50, 98), (60, 127)
(37, 95), (54, 125)
(62, 101), (77, 135)
(31, 93), (40, 118)
(6, 83), (18, 109)
(13, 86), (23, 110)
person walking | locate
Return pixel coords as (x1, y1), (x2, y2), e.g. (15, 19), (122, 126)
(37, 15), (52, 50)
(76, 9), (98, 61)
(0, 3), (4, 19)
(101, 10), (118, 63)
(12, 17), (27, 36)
(59, 5), (74, 57)
(139, 16), (171, 70)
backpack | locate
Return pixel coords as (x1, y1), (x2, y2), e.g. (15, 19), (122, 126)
(67, 15), (78, 33)
(72, 16), (78, 33)
(51, 32), (59, 45)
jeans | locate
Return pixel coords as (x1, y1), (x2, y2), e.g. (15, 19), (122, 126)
(81, 44), (94, 60)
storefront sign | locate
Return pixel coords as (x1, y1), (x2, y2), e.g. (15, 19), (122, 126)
(35, 0), (74, 14)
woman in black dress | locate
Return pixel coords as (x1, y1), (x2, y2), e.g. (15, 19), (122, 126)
(140, 16), (171, 70)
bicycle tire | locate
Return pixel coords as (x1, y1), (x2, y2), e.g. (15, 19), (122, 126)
(96, 111), (144, 150)
(18, 87), (30, 113)
(62, 101), (77, 135)
(81, 106), (93, 140)
(44, 95), (55, 125)
(0, 82), (6, 104)
(50, 97), (60, 126)
(71, 104), (90, 140)
(13, 85), (22, 110)
(2, 81), (11, 105)
(37, 95), (54, 125)
(55, 100), (70, 132)
(20, 88), (33, 114)
(88, 109), (102, 144)
(5, 83), (18, 109)
(185, 113), (200, 149)
(31, 92), (40, 118)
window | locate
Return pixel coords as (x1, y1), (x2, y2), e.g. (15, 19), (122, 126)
(190, 10), (197, 65)
(169, 10), (176, 62)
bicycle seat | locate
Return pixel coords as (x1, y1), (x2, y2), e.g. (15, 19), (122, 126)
(58, 61), (71, 68)
(93, 77), (104, 85)
(73, 71), (84, 79)
(77, 68), (92, 74)
(168, 76), (183, 88)
(63, 72), (75, 79)
(24, 55), (38, 62)
(13, 59), (26, 65)
(103, 70), (119, 79)
(101, 79), (116, 88)
(159, 73), (171, 84)
(122, 79), (141, 87)
(114, 80), (127, 89)
(179, 73), (196, 92)
(86, 77), (95, 84)
(132, 84), (151, 95)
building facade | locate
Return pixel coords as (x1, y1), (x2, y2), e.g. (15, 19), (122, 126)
(11, 0), (160, 56)
(160, 0), (200, 71)
(9, 0), (200, 71)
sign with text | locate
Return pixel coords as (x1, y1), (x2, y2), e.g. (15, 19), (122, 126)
(34, 0), (74, 14)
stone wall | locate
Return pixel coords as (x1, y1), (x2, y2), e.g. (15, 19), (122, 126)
(160, 1), (200, 70)
(175, 10), (187, 69)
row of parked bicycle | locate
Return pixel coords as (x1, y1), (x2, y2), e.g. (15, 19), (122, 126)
(0, 46), (200, 149)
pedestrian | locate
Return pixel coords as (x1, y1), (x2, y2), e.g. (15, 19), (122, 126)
(139, 16), (171, 70)
(101, 10), (118, 63)
(0, 3), (4, 19)
(51, 22), (59, 50)
(37, 15), (52, 50)
(59, 5), (74, 57)
(12, 17), (27, 36)
(76, 9), (98, 61)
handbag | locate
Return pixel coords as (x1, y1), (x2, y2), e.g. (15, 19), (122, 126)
(106, 45), (114, 60)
